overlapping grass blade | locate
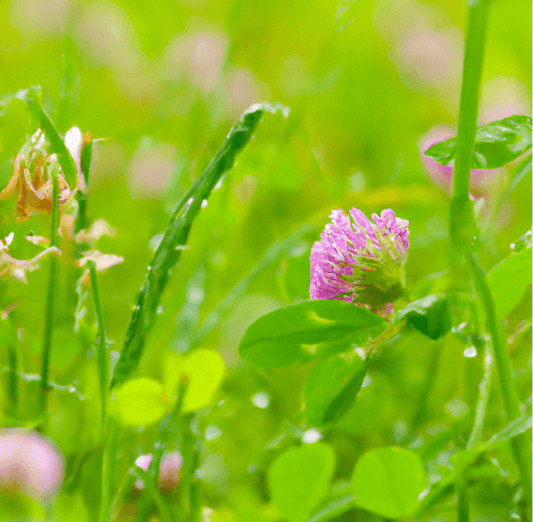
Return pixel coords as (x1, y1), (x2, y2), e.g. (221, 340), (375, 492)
(111, 102), (289, 388)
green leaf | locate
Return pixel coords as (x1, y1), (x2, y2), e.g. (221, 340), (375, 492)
(307, 494), (355, 522)
(395, 295), (452, 340)
(487, 244), (532, 317)
(163, 348), (225, 412)
(425, 115), (532, 169)
(110, 102), (289, 388)
(268, 443), (336, 522)
(239, 300), (386, 368)
(115, 377), (167, 426)
(351, 446), (427, 519)
(0, 85), (78, 186)
(304, 352), (367, 427)
(483, 413), (532, 451)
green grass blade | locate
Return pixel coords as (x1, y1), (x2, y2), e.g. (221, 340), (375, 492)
(110, 102), (289, 388)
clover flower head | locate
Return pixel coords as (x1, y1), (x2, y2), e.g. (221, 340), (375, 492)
(0, 429), (64, 502)
(310, 208), (409, 312)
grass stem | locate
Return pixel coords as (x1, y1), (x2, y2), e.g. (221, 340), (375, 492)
(39, 172), (60, 414)
(89, 261), (109, 430)
(468, 253), (532, 518)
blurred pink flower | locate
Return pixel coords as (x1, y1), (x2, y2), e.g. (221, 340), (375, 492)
(134, 452), (183, 494)
(0, 429), (64, 502)
(419, 126), (503, 194)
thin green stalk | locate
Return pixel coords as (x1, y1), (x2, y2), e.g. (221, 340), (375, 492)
(99, 413), (120, 522)
(468, 253), (532, 515)
(411, 342), (441, 430)
(451, 0), (489, 201)
(188, 415), (202, 522)
(40, 172), (60, 413)
(89, 261), (108, 429)
(455, 476), (469, 522)
(466, 341), (493, 449)
(449, 0), (489, 253)
(6, 320), (19, 414)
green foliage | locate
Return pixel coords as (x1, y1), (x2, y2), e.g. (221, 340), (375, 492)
(0, 0), (531, 520)
(111, 103), (289, 388)
(163, 348), (225, 412)
(425, 115), (533, 169)
(351, 446), (427, 518)
(115, 377), (167, 426)
(239, 299), (386, 368)
(395, 294), (452, 340)
(304, 352), (367, 427)
(268, 443), (335, 522)
(487, 240), (532, 317)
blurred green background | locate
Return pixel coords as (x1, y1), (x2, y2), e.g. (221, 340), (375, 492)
(0, 0), (531, 520)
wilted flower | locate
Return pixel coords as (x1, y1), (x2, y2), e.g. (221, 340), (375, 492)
(0, 232), (61, 283)
(310, 208), (409, 311)
(0, 429), (64, 502)
(0, 130), (75, 221)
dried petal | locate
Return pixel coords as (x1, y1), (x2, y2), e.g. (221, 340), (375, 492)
(77, 250), (124, 272)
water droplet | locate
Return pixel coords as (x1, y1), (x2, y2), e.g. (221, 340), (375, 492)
(510, 243), (516, 250)
(205, 425), (222, 441)
(251, 392), (270, 409)
(463, 346), (477, 358)
(133, 305), (141, 311)
(362, 375), (372, 388)
(214, 176), (225, 191)
(302, 429), (323, 444)
(201, 199), (208, 209)
(156, 305), (164, 315)
(188, 288), (204, 303)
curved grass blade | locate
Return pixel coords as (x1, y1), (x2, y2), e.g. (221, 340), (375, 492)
(0, 85), (78, 186)
(425, 115), (532, 169)
(111, 103), (289, 388)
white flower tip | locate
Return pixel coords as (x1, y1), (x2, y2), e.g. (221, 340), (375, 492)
(64, 127), (84, 163)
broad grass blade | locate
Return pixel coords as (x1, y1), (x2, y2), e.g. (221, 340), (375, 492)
(111, 103), (289, 388)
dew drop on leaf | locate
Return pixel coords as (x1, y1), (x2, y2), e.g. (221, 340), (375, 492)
(463, 346), (477, 358)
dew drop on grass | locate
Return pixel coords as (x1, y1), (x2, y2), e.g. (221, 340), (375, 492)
(362, 375), (372, 388)
(214, 176), (225, 191)
(156, 305), (164, 315)
(463, 346), (477, 358)
(201, 199), (208, 208)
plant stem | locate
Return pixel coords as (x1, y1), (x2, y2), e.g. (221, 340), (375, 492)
(99, 413), (120, 522)
(5, 318), (19, 414)
(466, 341), (493, 450)
(456, 476), (469, 522)
(89, 261), (108, 430)
(40, 172), (60, 414)
(468, 253), (532, 516)
(451, 0), (489, 201)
